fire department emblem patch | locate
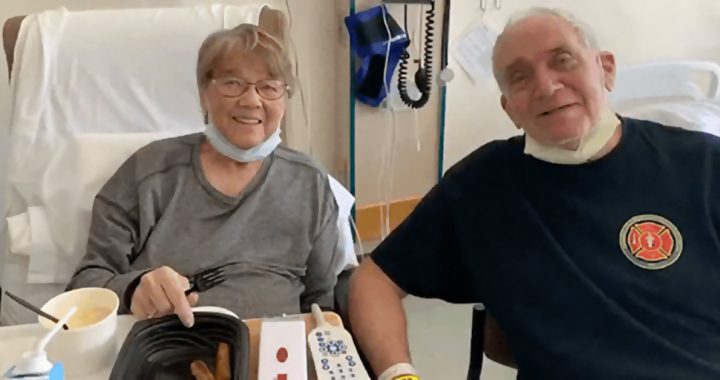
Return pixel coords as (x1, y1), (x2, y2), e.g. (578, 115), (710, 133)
(619, 214), (683, 270)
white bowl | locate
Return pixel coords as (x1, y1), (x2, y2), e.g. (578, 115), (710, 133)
(39, 287), (119, 377)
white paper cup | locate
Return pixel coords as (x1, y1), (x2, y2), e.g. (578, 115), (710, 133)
(39, 287), (119, 377)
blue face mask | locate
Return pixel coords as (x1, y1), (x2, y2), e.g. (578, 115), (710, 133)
(204, 121), (282, 163)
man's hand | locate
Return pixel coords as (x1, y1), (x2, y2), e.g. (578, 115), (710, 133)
(130, 266), (199, 327)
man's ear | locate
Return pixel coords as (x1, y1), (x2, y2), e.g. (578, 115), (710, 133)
(599, 50), (616, 91)
(500, 95), (522, 130)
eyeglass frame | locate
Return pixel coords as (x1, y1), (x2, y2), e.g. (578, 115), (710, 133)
(210, 76), (290, 100)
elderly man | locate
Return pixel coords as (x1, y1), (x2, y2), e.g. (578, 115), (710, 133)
(348, 7), (720, 380)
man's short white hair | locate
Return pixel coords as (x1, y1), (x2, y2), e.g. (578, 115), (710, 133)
(503, 7), (599, 49)
(492, 7), (600, 87)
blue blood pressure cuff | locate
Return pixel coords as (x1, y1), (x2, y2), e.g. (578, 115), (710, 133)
(345, 5), (410, 107)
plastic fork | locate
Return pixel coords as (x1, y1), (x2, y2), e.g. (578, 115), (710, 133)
(185, 267), (227, 295)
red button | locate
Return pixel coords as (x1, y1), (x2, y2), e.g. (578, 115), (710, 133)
(276, 347), (288, 363)
(277, 374), (288, 380)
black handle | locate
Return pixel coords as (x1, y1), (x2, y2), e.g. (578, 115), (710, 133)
(5, 290), (69, 330)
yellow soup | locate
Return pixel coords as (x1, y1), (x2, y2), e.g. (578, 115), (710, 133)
(67, 306), (112, 328)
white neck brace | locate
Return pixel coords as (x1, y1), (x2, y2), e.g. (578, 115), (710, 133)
(524, 107), (620, 165)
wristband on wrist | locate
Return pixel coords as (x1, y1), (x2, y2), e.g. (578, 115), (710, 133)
(378, 363), (418, 380)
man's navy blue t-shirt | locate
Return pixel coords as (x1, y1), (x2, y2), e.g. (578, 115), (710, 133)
(372, 118), (720, 379)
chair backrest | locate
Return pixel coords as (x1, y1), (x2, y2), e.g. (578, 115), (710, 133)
(467, 305), (517, 379)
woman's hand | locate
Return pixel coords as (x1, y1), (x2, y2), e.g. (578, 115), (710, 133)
(130, 266), (199, 327)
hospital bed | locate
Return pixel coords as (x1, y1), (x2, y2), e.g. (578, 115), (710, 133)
(0, 3), (358, 327)
(468, 59), (720, 378)
(610, 60), (720, 135)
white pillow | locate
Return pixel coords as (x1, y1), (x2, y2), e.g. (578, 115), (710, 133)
(618, 99), (720, 137)
(6, 133), (173, 284)
(328, 176), (359, 274)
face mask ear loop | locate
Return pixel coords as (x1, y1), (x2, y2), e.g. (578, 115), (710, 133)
(284, 0), (310, 153)
(378, 5), (396, 240)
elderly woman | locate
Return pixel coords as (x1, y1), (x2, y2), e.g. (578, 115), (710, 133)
(66, 23), (341, 327)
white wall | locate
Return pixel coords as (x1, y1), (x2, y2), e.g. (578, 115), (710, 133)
(443, 0), (720, 171)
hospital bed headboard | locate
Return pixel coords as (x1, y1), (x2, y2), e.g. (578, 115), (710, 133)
(609, 60), (720, 107)
(609, 60), (720, 137)
(2, 6), (287, 78)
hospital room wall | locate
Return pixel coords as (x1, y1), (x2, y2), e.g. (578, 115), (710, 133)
(350, 0), (446, 206)
(442, 0), (720, 171)
(339, 0), (445, 208)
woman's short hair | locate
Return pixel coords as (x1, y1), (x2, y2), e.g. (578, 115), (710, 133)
(196, 23), (295, 95)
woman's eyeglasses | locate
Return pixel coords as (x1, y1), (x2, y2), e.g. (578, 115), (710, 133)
(211, 77), (288, 100)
